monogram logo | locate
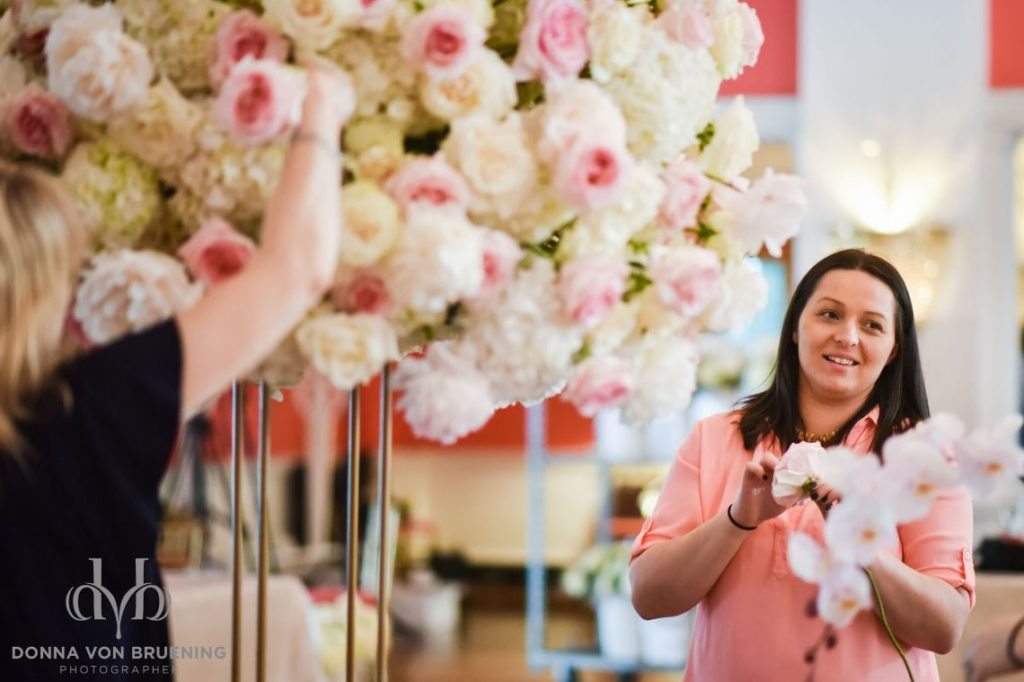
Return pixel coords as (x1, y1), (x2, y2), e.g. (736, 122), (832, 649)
(65, 558), (168, 640)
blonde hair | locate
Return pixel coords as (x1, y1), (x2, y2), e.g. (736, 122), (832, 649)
(0, 161), (86, 454)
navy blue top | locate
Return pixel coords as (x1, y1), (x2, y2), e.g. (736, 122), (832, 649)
(0, 320), (182, 680)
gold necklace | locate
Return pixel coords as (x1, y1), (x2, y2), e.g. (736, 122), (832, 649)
(796, 427), (838, 444)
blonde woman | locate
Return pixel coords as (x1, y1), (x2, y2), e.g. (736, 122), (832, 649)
(0, 69), (350, 681)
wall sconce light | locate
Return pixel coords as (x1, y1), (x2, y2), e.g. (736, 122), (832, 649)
(832, 224), (950, 325)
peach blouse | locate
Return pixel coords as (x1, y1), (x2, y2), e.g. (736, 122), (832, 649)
(631, 410), (975, 682)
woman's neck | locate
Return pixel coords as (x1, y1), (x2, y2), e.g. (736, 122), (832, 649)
(797, 386), (870, 438)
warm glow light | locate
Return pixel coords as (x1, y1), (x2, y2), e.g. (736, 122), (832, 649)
(860, 139), (882, 159)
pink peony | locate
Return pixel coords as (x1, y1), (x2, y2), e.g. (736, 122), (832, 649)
(208, 10), (289, 89)
(563, 355), (634, 417)
(332, 271), (393, 315)
(557, 256), (629, 329)
(177, 217), (257, 287)
(552, 140), (630, 211)
(214, 57), (305, 144)
(512, 0), (589, 83)
(658, 160), (711, 231)
(5, 83), (73, 159)
(399, 5), (484, 79)
(471, 230), (522, 302)
(650, 246), (722, 318)
(657, 0), (713, 49)
(384, 156), (471, 214)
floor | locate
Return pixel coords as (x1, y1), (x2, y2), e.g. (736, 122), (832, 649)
(389, 606), (682, 682)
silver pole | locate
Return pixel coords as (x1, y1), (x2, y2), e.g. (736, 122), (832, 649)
(256, 382), (271, 682)
(345, 388), (362, 682)
(230, 382), (245, 682)
(376, 367), (393, 682)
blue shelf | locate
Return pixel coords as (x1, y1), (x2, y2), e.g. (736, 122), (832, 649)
(525, 404), (685, 682)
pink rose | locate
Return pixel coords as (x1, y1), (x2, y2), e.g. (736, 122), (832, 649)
(400, 5), (484, 79)
(563, 355), (634, 417)
(178, 217), (256, 287)
(552, 140), (630, 211)
(214, 57), (305, 144)
(384, 156), (471, 214)
(557, 256), (629, 329)
(650, 247), (722, 317)
(512, 0), (589, 84)
(470, 230), (522, 302)
(658, 160), (711, 231)
(332, 271), (393, 315)
(657, 0), (713, 49)
(6, 83), (73, 159)
(208, 10), (289, 89)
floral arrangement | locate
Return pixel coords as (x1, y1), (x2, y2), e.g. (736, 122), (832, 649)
(773, 414), (1024, 680)
(560, 540), (633, 600)
(0, 0), (806, 443)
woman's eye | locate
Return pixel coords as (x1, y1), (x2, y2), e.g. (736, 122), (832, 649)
(865, 321), (884, 332)
(819, 310), (838, 320)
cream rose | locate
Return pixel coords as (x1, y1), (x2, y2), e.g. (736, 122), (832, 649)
(699, 96), (759, 181)
(420, 50), (516, 122)
(263, 0), (359, 52)
(340, 180), (402, 267)
(45, 4), (154, 122)
(444, 113), (539, 220)
(296, 313), (399, 390)
(108, 77), (203, 170)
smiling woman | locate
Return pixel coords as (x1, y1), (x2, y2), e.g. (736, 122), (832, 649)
(628, 249), (973, 682)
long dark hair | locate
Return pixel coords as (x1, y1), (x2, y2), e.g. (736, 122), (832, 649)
(737, 249), (929, 454)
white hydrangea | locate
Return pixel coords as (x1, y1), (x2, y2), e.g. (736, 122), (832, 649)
(586, 0), (644, 84)
(620, 332), (699, 423)
(463, 259), (583, 405)
(394, 341), (496, 444)
(707, 258), (768, 332)
(324, 33), (418, 121)
(73, 249), (201, 345)
(264, 0), (359, 53)
(61, 140), (162, 248)
(107, 77), (203, 171)
(383, 206), (484, 315)
(171, 108), (286, 229)
(604, 27), (720, 165)
(117, 0), (230, 94)
(295, 313), (400, 390)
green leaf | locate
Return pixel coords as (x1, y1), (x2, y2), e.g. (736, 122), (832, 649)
(697, 122), (715, 152)
(622, 269), (653, 303)
(516, 80), (545, 110)
(685, 221), (718, 246)
(572, 344), (592, 364)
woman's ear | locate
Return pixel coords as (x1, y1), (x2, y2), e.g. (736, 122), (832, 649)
(887, 345), (898, 364)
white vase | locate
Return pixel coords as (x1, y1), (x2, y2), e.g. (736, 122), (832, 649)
(594, 409), (643, 462)
(595, 594), (642, 662)
(639, 610), (692, 667)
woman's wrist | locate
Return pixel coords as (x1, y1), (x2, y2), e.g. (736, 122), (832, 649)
(1008, 615), (1024, 669)
(727, 503), (758, 531)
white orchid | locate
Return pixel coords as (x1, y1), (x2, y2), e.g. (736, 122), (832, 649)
(824, 500), (897, 566)
(817, 563), (873, 629)
(953, 415), (1024, 499)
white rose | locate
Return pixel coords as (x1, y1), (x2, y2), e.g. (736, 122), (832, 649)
(384, 205), (484, 314)
(394, 0), (493, 31)
(340, 180), (402, 267)
(46, 4), (154, 123)
(587, 0), (643, 83)
(263, 0), (359, 52)
(587, 301), (639, 357)
(709, 6), (743, 77)
(296, 313), (399, 390)
(107, 77), (202, 170)
(444, 113), (539, 220)
(421, 50), (516, 122)
(73, 250), (201, 345)
(772, 441), (827, 507)
(699, 96), (759, 181)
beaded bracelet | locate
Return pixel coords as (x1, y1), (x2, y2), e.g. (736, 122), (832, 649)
(292, 131), (340, 161)
(727, 504), (757, 532)
(1008, 615), (1024, 670)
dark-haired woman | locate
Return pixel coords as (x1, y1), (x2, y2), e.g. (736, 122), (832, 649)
(629, 250), (974, 681)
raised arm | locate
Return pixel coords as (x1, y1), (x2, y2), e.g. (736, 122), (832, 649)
(177, 68), (351, 417)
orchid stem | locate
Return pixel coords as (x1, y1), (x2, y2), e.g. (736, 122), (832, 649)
(865, 568), (915, 682)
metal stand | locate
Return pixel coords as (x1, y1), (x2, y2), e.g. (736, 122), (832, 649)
(256, 382), (271, 682)
(376, 366), (393, 682)
(345, 387), (361, 682)
(230, 382), (245, 682)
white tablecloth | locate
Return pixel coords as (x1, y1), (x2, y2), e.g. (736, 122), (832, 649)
(164, 571), (326, 682)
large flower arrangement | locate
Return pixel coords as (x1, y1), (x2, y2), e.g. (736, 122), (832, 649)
(0, 0), (806, 444)
(774, 414), (1024, 680)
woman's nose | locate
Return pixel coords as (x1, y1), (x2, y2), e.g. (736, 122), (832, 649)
(832, 322), (859, 346)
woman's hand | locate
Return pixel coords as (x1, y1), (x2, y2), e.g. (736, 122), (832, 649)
(731, 453), (789, 528)
(811, 481), (842, 519)
(963, 614), (1024, 682)
(301, 59), (355, 131)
